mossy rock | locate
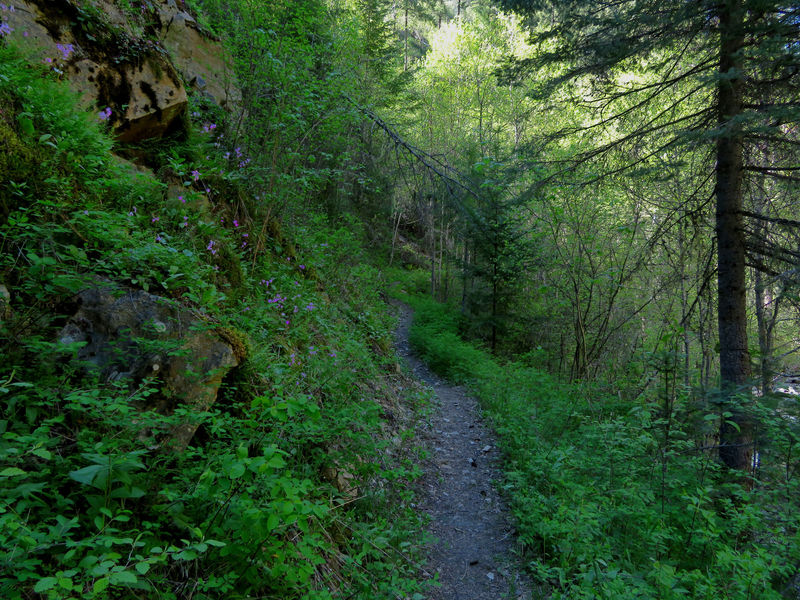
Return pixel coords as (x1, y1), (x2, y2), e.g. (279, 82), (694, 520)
(0, 114), (41, 222)
(212, 242), (245, 292)
(217, 326), (249, 363)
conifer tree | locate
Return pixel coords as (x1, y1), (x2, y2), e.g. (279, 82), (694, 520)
(463, 158), (536, 352)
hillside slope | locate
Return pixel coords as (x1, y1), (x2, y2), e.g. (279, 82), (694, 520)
(0, 2), (429, 598)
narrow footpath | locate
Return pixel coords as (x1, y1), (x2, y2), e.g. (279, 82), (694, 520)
(393, 302), (533, 600)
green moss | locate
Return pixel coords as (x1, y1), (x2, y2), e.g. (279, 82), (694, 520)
(217, 326), (249, 363)
(0, 113), (41, 222)
(213, 242), (245, 292)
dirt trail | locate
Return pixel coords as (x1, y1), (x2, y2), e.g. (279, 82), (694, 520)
(393, 302), (533, 600)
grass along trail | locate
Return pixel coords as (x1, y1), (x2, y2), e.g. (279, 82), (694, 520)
(393, 302), (532, 600)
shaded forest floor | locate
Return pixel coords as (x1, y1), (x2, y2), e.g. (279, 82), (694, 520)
(392, 302), (533, 599)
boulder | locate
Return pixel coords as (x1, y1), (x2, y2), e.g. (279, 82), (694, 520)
(321, 462), (358, 501)
(59, 285), (243, 449)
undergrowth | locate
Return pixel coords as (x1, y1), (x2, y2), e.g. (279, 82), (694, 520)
(0, 43), (429, 599)
(397, 288), (800, 600)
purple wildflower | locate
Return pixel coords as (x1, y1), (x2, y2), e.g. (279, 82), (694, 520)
(55, 43), (74, 60)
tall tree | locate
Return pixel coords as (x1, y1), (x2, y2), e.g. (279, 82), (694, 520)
(499, 0), (800, 471)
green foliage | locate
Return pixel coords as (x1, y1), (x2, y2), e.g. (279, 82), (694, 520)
(184, 0), (372, 225)
(0, 31), (428, 600)
(407, 295), (800, 599)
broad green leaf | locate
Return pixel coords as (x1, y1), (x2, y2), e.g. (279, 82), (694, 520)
(229, 462), (246, 479)
(93, 577), (110, 593)
(134, 562), (150, 575)
(31, 448), (52, 460)
(109, 570), (138, 585)
(33, 577), (58, 593)
(0, 467), (26, 477)
(69, 464), (105, 487)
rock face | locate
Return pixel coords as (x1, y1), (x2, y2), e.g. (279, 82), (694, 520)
(2, 0), (238, 142)
(59, 285), (242, 449)
(156, 0), (240, 109)
(4, 0), (187, 142)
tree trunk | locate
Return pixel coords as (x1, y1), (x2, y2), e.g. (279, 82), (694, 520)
(716, 0), (753, 472)
(461, 241), (469, 315)
(404, 4), (409, 72)
(679, 221), (691, 389)
(753, 268), (772, 395)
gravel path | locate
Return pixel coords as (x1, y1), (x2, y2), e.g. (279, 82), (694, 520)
(393, 302), (533, 600)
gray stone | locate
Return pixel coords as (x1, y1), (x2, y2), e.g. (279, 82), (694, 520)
(60, 285), (241, 449)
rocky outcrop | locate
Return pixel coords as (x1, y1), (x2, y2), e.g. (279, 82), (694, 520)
(2, 0), (238, 142)
(4, 0), (187, 142)
(156, 0), (240, 109)
(59, 285), (244, 449)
